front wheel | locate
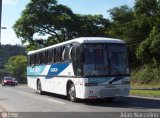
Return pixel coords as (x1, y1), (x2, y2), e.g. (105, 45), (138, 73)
(68, 84), (77, 102)
(37, 80), (44, 95)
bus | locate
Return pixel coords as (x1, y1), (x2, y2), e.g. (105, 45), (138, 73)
(27, 37), (130, 102)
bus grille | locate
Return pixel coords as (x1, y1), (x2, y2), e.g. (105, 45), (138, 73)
(100, 89), (119, 97)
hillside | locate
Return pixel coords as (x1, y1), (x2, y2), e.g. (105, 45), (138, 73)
(0, 45), (26, 69)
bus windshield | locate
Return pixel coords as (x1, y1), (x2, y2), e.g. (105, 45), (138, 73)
(83, 43), (128, 76)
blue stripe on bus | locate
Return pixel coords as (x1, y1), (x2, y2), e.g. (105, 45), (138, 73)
(27, 63), (69, 78)
(47, 63), (69, 77)
(27, 65), (46, 75)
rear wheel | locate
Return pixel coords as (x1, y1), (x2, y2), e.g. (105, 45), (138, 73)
(37, 80), (44, 95)
(68, 84), (77, 102)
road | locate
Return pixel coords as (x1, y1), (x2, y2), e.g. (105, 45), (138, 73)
(0, 85), (159, 118)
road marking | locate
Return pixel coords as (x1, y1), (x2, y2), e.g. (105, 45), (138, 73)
(47, 98), (65, 105)
(18, 91), (65, 105)
(18, 91), (34, 96)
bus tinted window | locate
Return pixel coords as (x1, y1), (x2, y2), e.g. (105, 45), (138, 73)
(36, 53), (40, 65)
(31, 54), (35, 65)
(27, 55), (30, 65)
(63, 45), (71, 62)
(55, 47), (62, 62)
(48, 49), (53, 63)
(45, 50), (48, 64)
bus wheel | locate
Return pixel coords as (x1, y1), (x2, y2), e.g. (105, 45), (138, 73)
(37, 80), (44, 95)
(68, 84), (77, 102)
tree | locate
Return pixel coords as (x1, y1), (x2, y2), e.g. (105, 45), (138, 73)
(107, 5), (142, 67)
(108, 5), (134, 39)
(13, 0), (74, 45)
(5, 55), (27, 84)
(0, 45), (26, 69)
(136, 27), (160, 78)
(13, 0), (111, 49)
(62, 14), (110, 40)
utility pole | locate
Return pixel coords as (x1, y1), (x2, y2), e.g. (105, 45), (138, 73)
(0, 0), (2, 44)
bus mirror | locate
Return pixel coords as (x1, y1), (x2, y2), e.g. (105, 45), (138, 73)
(62, 49), (65, 61)
(32, 64), (35, 68)
(69, 47), (73, 60)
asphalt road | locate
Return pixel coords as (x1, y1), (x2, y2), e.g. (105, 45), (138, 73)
(0, 85), (159, 118)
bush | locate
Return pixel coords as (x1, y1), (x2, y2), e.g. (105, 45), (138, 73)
(131, 65), (160, 84)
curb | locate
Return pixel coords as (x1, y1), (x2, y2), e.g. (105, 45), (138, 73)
(131, 88), (160, 90)
(129, 95), (160, 100)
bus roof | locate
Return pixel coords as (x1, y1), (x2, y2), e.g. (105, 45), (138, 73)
(28, 37), (125, 55)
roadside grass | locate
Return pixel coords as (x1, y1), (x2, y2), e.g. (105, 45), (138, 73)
(131, 82), (160, 89)
(130, 90), (160, 97)
(130, 82), (160, 98)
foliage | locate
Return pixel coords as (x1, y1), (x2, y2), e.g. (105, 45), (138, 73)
(5, 55), (27, 84)
(13, 0), (110, 48)
(12, 0), (160, 83)
(13, 0), (74, 44)
(130, 90), (160, 97)
(136, 27), (160, 77)
(0, 69), (12, 82)
(131, 65), (160, 84)
(0, 45), (26, 69)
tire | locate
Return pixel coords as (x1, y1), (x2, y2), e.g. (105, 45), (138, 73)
(68, 84), (77, 102)
(37, 80), (44, 95)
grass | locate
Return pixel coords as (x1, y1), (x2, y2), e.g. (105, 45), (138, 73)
(131, 82), (160, 89)
(130, 90), (160, 98)
(130, 82), (160, 98)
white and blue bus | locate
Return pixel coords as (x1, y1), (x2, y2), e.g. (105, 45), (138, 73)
(27, 37), (130, 102)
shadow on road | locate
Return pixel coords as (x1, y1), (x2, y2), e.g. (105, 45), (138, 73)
(83, 96), (160, 110)
(35, 91), (160, 110)
(34, 91), (68, 100)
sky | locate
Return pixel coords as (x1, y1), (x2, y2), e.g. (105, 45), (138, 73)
(1, 0), (135, 45)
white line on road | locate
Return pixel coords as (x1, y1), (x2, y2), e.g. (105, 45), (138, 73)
(18, 91), (65, 105)
(47, 98), (65, 105)
(18, 91), (34, 96)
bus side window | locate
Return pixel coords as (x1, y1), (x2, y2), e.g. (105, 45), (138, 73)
(30, 54), (35, 65)
(39, 52), (42, 64)
(36, 53), (40, 65)
(42, 51), (46, 64)
(45, 50), (48, 64)
(55, 47), (62, 63)
(52, 49), (55, 63)
(27, 55), (30, 65)
(48, 49), (52, 64)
